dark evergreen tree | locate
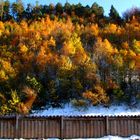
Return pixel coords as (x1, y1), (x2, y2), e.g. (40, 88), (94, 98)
(109, 5), (122, 24)
(48, 3), (55, 14)
(11, 0), (24, 21)
(55, 2), (63, 15)
(0, 0), (4, 20)
(32, 1), (42, 20)
(3, 0), (11, 21)
(24, 3), (32, 20)
(64, 2), (71, 15)
(75, 3), (84, 17)
(84, 5), (91, 17)
(91, 2), (104, 17)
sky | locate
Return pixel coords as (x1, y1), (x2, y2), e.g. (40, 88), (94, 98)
(10, 0), (140, 16)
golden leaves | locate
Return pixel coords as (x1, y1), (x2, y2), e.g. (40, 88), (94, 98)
(0, 59), (16, 81)
(104, 24), (117, 34)
(19, 44), (28, 53)
(83, 85), (109, 105)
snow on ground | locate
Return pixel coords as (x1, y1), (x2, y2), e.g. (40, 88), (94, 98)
(32, 103), (140, 116)
(69, 135), (140, 140)
(2, 135), (139, 139)
(64, 135), (140, 140)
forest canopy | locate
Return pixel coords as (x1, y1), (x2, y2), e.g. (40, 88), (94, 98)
(0, 0), (140, 115)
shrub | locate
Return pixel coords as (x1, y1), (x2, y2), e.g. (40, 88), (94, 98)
(83, 86), (109, 105)
(71, 98), (88, 110)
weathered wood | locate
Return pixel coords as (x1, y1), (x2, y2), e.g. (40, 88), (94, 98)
(60, 116), (64, 139)
(105, 116), (109, 135)
(0, 115), (140, 139)
(15, 115), (19, 138)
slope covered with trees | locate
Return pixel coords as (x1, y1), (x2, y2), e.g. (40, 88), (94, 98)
(0, 0), (140, 115)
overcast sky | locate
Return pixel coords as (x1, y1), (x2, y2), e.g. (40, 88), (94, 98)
(10, 0), (140, 16)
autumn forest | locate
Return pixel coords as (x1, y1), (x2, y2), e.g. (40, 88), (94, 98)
(0, 0), (140, 115)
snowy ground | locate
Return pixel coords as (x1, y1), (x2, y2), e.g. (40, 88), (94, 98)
(68, 135), (140, 140)
(2, 135), (140, 139)
(32, 103), (140, 116)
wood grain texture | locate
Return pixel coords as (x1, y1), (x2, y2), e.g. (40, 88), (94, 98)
(0, 116), (139, 138)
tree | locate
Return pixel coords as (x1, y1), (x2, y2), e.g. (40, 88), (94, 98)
(75, 3), (84, 17)
(0, 0), (4, 20)
(48, 3), (55, 14)
(109, 5), (122, 24)
(64, 2), (71, 15)
(83, 85), (109, 105)
(25, 3), (32, 19)
(32, 3), (42, 20)
(3, 0), (11, 21)
(11, 0), (24, 21)
(55, 2), (63, 15)
(123, 7), (140, 22)
(93, 38), (114, 83)
(91, 2), (104, 17)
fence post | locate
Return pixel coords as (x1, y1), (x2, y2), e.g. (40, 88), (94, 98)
(60, 116), (64, 140)
(15, 114), (20, 138)
(105, 116), (109, 135)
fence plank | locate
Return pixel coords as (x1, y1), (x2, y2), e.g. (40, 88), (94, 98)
(15, 115), (19, 138)
(60, 116), (64, 139)
(105, 116), (109, 135)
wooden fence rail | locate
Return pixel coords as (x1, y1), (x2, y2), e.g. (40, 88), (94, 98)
(0, 115), (140, 139)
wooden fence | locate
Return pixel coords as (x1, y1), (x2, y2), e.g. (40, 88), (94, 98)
(0, 115), (140, 139)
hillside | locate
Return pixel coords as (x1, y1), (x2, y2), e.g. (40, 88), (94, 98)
(0, 1), (140, 115)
